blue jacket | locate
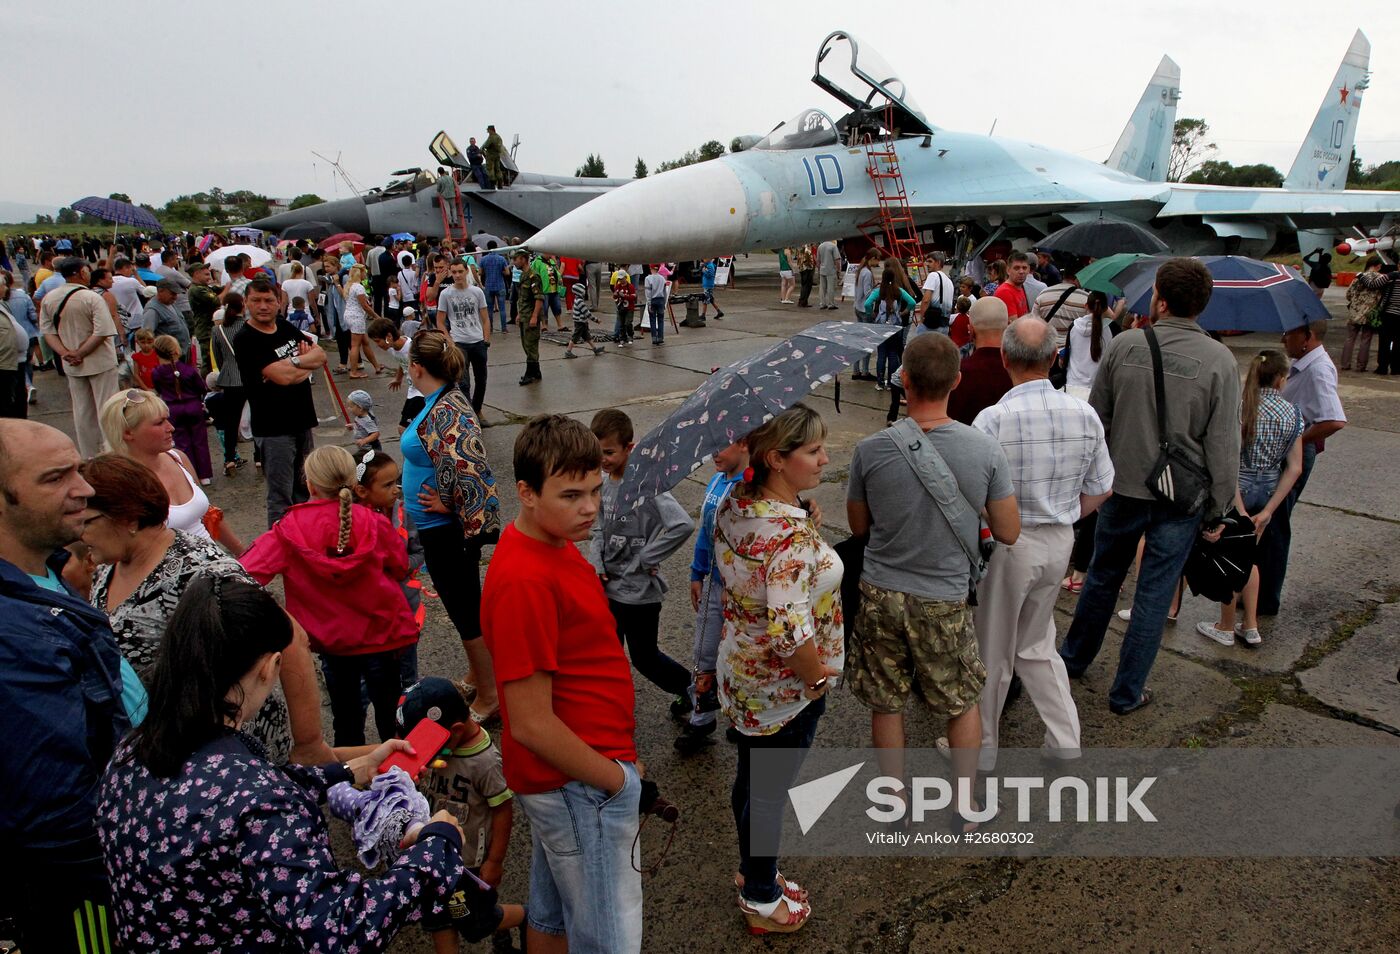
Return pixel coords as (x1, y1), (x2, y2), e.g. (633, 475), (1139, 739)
(691, 471), (743, 582)
(0, 552), (130, 853)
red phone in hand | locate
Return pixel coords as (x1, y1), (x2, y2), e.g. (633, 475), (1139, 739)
(379, 719), (451, 781)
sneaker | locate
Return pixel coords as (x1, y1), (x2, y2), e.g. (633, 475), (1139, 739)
(564, 351), (578, 359)
(27, 387), (37, 404)
(1239, 628), (1262, 647)
(593, 347), (605, 355)
(674, 720), (717, 755)
(714, 311), (724, 319)
(875, 382), (886, 391)
(1195, 621), (1235, 646)
(668, 696), (690, 723)
(1117, 608), (1132, 622)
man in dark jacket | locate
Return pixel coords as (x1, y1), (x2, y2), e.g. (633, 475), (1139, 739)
(0, 419), (133, 954)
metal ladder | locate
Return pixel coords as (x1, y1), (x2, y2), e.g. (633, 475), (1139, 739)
(859, 100), (927, 278)
(438, 178), (470, 242)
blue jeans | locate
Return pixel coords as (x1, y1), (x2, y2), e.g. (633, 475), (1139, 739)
(518, 760), (643, 953)
(485, 288), (509, 332)
(875, 324), (903, 384)
(648, 296), (666, 342)
(1059, 495), (1202, 712)
(853, 310), (873, 374)
(732, 696), (825, 904)
(1256, 442), (1317, 615)
(688, 574), (724, 727)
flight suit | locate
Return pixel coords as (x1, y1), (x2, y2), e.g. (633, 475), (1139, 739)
(483, 131), (506, 189)
(517, 269), (544, 383)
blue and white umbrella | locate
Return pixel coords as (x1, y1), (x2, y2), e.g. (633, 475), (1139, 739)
(1119, 256), (1329, 333)
(390, 231), (416, 242)
(615, 320), (899, 511)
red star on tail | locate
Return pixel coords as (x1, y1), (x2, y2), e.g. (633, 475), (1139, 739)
(1339, 84), (1350, 104)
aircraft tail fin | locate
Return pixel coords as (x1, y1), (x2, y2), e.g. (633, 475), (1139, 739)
(1106, 55), (1180, 181)
(1284, 30), (1370, 192)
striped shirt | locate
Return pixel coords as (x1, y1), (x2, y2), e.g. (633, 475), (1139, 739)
(972, 379), (1115, 526)
(1241, 388), (1304, 472)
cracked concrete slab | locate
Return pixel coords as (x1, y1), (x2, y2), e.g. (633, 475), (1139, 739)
(1299, 601), (1400, 732)
(1224, 703), (1400, 746)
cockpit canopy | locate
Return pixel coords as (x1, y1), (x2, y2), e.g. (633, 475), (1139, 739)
(753, 109), (840, 151)
(812, 30), (933, 137)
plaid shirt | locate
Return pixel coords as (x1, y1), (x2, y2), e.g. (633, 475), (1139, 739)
(972, 379), (1114, 526)
(1241, 388), (1304, 472)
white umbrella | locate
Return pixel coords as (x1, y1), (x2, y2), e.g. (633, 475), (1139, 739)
(205, 243), (272, 273)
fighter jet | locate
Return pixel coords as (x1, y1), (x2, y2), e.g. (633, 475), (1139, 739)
(528, 30), (1388, 264)
(251, 131), (631, 243)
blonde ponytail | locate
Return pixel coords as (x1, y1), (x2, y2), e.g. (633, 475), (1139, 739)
(335, 487), (353, 556)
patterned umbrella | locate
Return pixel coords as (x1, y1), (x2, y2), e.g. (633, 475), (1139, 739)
(70, 195), (161, 230)
(615, 320), (899, 511)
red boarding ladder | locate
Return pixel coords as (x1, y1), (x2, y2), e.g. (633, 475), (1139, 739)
(858, 100), (927, 279)
(438, 179), (469, 243)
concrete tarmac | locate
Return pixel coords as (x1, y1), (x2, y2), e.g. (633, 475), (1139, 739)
(25, 258), (1399, 952)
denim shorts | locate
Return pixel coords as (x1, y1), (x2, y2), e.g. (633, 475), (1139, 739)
(517, 760), (643, 953)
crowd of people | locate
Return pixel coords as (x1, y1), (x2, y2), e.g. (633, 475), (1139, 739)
(0, 222), (1355, 953)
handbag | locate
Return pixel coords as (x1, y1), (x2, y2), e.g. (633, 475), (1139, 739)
(1144, 325), (1212, 516)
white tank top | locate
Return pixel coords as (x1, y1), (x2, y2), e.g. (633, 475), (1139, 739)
(165, 450), (212, 541)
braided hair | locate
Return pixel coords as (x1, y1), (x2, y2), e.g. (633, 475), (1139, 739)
(302, 445), (358, 555)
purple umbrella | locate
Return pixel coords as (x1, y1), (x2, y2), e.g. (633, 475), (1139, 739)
(615, 320), (899, 511)
(70, 196), (162, 230)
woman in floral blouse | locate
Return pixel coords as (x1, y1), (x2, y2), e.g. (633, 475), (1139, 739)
(715, 403), (842, 937)
(98, 574), (467, 953)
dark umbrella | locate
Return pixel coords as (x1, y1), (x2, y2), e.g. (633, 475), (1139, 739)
(70, 195), (162, 230)
(1184, 512), (1257, 603)
(615, 320), (900, 512)
(1037, 218), (1169, 258)
(1120, 256), (1329, 333)
(279, 220), (339, 241)
(317, 232), (365, 251)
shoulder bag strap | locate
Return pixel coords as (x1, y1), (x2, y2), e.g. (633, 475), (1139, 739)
(884, 418), (983, 571)
(217, 323), (236, 359)
(1043, 285), (1077, 323)
(1144, 325), (1168, 447)
(49, 287), (83, 331)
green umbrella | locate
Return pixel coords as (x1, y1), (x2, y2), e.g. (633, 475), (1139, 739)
(1075, 252), (1157, 297)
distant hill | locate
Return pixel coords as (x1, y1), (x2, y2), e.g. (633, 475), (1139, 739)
(0, 200), (62, 224)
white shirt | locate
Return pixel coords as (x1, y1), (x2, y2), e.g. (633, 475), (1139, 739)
(282, 277), (315, 314)
(397, 266), (419, 303)
(111, 275), (147, 329)
(921, 269), (955, 314)
(1282, 344), (1346, 430)
(972, 379), (1114, 526)
(386, 338), (424, 398)
(1064, 314), (1114, 392)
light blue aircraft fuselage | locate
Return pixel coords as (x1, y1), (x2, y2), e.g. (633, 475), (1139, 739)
(530, 30), (1391, 264)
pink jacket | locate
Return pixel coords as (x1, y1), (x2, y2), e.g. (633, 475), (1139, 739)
(240, 498), (418, 656)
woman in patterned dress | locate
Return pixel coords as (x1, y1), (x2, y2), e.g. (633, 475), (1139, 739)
(97, 574), (467, 952)
(714, 404), (843, 936)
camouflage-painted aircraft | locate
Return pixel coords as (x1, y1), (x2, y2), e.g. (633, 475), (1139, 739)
(529, 29), (1386, 264)
(251, 131), (630, 242)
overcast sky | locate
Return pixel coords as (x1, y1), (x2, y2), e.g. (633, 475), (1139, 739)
(10, 1), (1400, 209)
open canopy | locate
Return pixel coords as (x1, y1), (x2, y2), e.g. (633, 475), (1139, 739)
(813, 31), (933, 137)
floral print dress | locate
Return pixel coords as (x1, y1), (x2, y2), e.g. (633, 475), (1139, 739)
(97, 731), (465, 952)
(714, 495), (844, 736)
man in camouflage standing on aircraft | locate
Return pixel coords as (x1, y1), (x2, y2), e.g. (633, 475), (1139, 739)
(514, 249), (543, 385)
(483, 125), (506, 189)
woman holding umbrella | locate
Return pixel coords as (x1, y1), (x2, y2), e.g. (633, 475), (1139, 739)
(1195, 350), (1304, 648)
(715, 403), (842, 935)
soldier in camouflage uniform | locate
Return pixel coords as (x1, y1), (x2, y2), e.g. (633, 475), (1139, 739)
(513, 249), (543, 385)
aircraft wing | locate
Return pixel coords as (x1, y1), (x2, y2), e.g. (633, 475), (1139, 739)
(1157, 184), (1400, 226)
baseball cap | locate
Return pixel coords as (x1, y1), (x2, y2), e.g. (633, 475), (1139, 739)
(396, 677), (473, 735)
(156, 278), (179, 293)
(347, 389), (372, 410)
(402, 306), (416, 317)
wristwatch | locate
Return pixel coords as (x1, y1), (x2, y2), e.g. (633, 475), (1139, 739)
(290, 354), (303, 368)
(807, 675), (828, 695)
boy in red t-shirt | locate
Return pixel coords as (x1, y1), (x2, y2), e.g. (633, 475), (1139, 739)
(480, 414), (642, 954)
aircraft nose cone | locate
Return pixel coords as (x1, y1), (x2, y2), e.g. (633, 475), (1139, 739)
(528, 160), (748, 260)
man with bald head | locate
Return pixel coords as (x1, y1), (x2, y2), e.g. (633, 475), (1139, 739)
(0, 420), (134, 954)
(969, 318), (1114, 770)
(947, 295), (1013, 425)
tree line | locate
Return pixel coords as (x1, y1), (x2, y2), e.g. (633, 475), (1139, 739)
(575, 140), (729, 180)
(1168, 118), (1400, 189)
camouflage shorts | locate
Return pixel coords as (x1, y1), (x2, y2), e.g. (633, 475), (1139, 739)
(845, 581), (986, 716)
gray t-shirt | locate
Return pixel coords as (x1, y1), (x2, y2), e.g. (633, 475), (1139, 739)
(848, 422), (1013, 601)
(439, 284), (487, 344)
